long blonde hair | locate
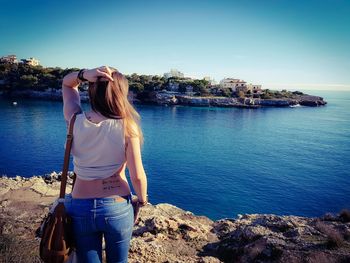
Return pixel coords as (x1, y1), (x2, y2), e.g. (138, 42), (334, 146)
(88, 69), (144, 145)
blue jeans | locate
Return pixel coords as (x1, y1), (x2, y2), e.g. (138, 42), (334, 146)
(64, 193), (134, 263)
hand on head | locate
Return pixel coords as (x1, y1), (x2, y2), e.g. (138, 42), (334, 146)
(83, 66), (114, 82)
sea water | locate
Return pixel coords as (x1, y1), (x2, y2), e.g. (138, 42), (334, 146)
(0, 90), (349, 220)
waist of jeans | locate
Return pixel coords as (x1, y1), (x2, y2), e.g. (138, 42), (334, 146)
(65, 193), (132, 204)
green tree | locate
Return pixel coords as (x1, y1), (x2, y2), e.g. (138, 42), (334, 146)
(221, 88), (231, 97)
(129, 82), (144, 93)
(199, 86), (210, 96)
(19, 75), (38, 88)
(178, 83), (187, 93)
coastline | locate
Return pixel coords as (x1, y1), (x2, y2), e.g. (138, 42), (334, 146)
(1, 173), (349, 262)
(1, 89), (327, 108)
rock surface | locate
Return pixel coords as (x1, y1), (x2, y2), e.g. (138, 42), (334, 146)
(1, 173), (349, 263)
(160, 94), (327, 108)
(4, 90), (327, 108)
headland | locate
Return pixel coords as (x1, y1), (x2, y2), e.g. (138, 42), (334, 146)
(0, 60), (327, 108)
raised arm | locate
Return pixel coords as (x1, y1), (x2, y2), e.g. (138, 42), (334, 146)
(62, 71), (82, 124)
(62, 66), (114, 124)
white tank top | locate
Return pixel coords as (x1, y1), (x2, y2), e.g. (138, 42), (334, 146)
(70, 112), (126, 181)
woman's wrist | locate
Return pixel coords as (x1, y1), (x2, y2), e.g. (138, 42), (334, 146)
(76, 66), (114, 83)
(77, 69), (88, 82)
(132, 194), (148, 207)
(137, 196), (148, 207)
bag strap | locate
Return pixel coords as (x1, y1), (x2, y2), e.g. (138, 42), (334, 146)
(59, 111), (81, 199)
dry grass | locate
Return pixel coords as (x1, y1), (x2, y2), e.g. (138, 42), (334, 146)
(315, 221), (344, 249)
(307, 251), (337, 263)
(0, 234), (41, 263)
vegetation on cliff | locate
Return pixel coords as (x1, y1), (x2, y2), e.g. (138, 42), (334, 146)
(0, 62), (208, 94)
(0, 61), (78, 91)
(0, 61), (308, 101)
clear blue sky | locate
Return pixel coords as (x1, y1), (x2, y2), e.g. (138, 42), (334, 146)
(1, 0), (349, 90)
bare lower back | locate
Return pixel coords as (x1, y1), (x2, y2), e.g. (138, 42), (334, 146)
(71, 166), (132, 198)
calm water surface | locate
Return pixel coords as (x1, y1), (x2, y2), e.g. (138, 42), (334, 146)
(0, 90), (349, 220)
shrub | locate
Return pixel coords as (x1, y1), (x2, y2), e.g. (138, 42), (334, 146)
(321, 212), (337, 221)
(308, 252), (337, 263)
(339, 209), (350, 223)
(221, 88), (231, 97)
(292, 91), (304, 95)
(315, 221), (344, 249)
(237, 90), (245, 98)
(260, 93), (272, 99)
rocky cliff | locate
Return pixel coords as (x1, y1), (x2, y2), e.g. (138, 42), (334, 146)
(0, 173), (349, 263)
(151, 93), (326, 108)
(4, 90), (327, 108)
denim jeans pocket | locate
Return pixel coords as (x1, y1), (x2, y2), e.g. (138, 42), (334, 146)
(105, 205), (133, 236)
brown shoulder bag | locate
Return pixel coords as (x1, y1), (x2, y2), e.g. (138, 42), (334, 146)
(37, 112), (80, 263)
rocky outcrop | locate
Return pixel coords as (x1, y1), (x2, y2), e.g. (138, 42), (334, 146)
(155, 92), (178, 105)
(1, 173), (349, 263)
(158, 94), (327, 108)
(176, 95), (212, 106)
(299, 95), (327, 106)
(254, 99), (298, 107)
(3, 89), (327, 108)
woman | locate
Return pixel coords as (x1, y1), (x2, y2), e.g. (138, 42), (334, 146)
(62, 66), (148, 263)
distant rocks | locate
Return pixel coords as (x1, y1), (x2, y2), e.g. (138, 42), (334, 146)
(1, 173), (349, 262)
(299, 95), (327, 106)
(254, 99), (298, 107)
(152, 93), (327, 108)
(2, 89), (327, 108)
(176, 95), (212, 107)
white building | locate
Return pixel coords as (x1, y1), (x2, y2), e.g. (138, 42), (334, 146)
(0, 55), (18, 63)
(246, 84), (262, 93)
(163, 69), (184, 79)
(220, 78), (247, 92)
(21, 57), (40, 66)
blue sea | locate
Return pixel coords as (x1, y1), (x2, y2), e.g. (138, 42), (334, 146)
(0, 90), (349, 220)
